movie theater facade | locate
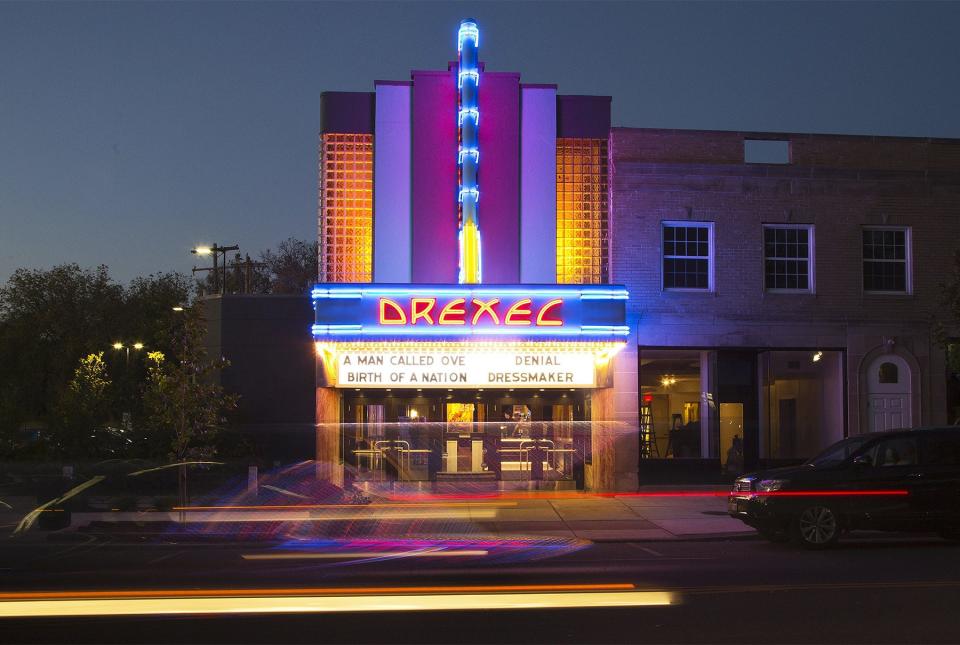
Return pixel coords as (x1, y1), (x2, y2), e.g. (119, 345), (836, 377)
(312, 21), (638, 490)
(310, 21), (960, 491)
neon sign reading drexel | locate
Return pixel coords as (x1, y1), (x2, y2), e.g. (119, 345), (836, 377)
(311, 284), (629, 340)
(378, 296), (563, 327)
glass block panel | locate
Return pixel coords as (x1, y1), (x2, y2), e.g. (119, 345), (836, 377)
(556, 138), (608, 284)
(319, 133), (374, 282)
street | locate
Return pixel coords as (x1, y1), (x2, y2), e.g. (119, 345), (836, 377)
(2, 531), (959, 643)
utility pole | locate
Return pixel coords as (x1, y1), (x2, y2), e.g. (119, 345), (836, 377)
(192, 244), (240, 295)
(212, 243), (220, 294)
(230, 253), (266, 294)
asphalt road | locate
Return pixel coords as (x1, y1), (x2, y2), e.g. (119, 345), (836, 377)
(3, 531), (960, 643)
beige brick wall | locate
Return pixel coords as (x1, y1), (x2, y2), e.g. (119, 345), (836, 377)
(603, 128), (960, 485)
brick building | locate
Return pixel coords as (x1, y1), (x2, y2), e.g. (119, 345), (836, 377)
(605, 129), (960, 485)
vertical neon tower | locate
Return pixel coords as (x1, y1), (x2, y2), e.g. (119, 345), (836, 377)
(457, 19), (481, 284)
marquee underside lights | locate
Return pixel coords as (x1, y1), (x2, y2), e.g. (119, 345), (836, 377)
(457, 19), (481, 284)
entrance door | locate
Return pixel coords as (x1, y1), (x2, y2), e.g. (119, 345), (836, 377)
(445, 403), (482, 472)
(866, 354), (912, 432)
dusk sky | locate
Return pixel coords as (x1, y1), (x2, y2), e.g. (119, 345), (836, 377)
(1, 1), (958, 285)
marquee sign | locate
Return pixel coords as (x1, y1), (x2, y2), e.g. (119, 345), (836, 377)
(311, 284), (629, 342)
(334, 347), (599, 389)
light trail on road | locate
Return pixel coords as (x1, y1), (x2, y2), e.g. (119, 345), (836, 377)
(0, 583), (673, 617)
(241, 550), (491, 560)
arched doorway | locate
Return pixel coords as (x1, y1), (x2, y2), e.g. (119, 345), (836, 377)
(865, 354), (912, 432)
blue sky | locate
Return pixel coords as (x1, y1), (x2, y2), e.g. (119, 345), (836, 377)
(1, 1), (958, 284)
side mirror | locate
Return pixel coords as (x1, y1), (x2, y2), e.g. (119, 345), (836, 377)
(853, 455), (872, 467)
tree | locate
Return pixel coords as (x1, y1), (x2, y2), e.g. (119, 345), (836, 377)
(261, 238), (318, 294)
(118, 272), (194, 420)
(0, 265), (123, 450)
(141, 306), (238, 505)
(53, 352), (119, 459)
(193, 253), (271, 297)
(0, 265), (194, 458)
(192, 238), (318, 296)
(125, 272), (194, 349)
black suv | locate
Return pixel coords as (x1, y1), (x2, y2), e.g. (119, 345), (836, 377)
(729, 426), (960, 548)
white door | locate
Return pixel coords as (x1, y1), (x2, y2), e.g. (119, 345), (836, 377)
(865, 354), (912, 432)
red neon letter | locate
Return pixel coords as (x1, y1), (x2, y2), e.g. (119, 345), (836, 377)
(438, 298), (467, 325)
(535, 298), (563, 326)
(379, 298), (407, 325)
(471, 298), (501, 325)
(410, 298), (436, 325)
(505, 298), (533, 326)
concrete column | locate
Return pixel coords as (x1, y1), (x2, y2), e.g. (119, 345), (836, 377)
(315, 387), (343, 487)
(611, 345), (640, 491)
(588, 387), (617, 492)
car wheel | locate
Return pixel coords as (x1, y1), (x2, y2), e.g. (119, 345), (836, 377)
(792, 505), (840, 549)
(757, 527), (791, 543)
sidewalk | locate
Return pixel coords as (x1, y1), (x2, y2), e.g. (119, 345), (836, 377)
(22, 488), (756, 542)
(435, 491), (755, 541)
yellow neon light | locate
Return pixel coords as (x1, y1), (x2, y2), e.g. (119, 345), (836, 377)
(318, 341), (625, 354)
(535, 298), (564, 326)
(461, 220), (481, 284)
(504, 298), (533, 326)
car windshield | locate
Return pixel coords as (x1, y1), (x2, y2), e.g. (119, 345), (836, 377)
(806, 436), (873, 467)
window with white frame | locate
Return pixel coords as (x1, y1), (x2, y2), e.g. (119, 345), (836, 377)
(763, 225), (814, 291)
(862, 227), (910, 293)
(662, 222), (713, 290)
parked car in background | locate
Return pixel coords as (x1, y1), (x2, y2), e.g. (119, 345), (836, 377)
(729, 426), (960, 548)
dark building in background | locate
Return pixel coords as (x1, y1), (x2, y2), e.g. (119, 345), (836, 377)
(202, 295), (315, 463)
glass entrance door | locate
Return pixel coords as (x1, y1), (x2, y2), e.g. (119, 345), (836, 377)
(342, 389), (589, 487)
(444, 403), (484, 473)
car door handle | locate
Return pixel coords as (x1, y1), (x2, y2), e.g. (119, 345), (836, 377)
(907, 472), (925, 478)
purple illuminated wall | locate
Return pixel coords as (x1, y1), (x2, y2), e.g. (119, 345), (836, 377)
(476, 71), (521, 283)
(374, 81), (412, 282)
(520, 84), (557, 283)
(411, 70), (459, 283)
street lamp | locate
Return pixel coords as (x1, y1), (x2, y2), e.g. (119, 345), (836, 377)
(112, 341), (145, 366)
(191, 243), (239, 295)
